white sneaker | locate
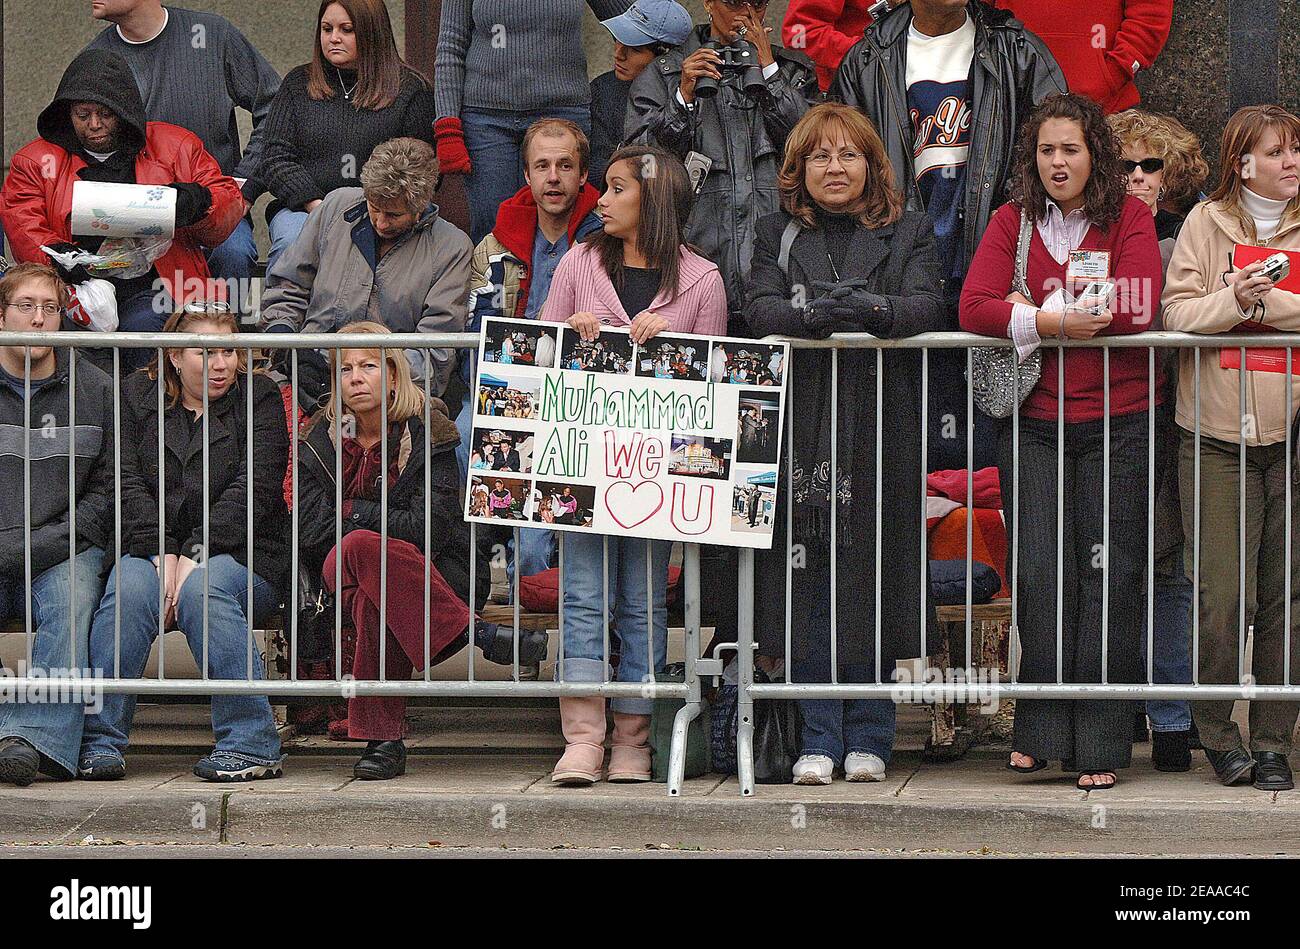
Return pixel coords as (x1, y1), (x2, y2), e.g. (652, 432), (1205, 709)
(792, 754), (834, 785)
(844, 752), (886, 782)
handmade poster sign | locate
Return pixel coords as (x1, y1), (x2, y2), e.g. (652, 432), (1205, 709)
(465, 317), (789, 548)
(70, 181), (177, 239)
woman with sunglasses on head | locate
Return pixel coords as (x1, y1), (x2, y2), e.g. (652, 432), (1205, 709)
(961, 93), (1165, 791)
(1107, 109), (1211, 771)
(1162, 105), (1300, 793)
(80, 302), (291, 783)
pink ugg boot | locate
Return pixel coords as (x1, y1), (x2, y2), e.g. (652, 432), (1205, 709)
(606, 712), (652, 782)
(551, 697), (607, 785)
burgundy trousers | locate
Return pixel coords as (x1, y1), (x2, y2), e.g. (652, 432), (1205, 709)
(323, 530), (470, 740)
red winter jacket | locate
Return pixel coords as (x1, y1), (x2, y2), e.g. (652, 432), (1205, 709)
(782, 0), (878, 92)
(1, 124), (245, 304)
(993, 1), (1172, 113)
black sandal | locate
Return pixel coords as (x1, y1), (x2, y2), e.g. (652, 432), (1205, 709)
(1006, 753), (1048, 774)
(1076, 770), (1117, 790)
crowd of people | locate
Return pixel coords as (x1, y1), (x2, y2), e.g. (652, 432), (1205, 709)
(0, 0), (1297, 795)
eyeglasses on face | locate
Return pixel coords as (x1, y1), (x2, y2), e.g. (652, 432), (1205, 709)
(808, 150), (864, 168)
(5, 302), (63, 317)
(1121, 157), (1165, 174)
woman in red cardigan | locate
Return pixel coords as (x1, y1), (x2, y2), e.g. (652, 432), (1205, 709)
(960, 93), (1163, 790)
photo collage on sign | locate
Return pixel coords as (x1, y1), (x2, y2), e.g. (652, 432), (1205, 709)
(714, 343), (784, 536)
(466, 317), (788, 544)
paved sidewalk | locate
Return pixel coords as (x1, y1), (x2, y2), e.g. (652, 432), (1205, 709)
(3, 736), (1296, 855)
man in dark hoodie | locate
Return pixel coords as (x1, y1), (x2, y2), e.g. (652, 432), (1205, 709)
(0, 49), (244, 372)
(0, 263), (116, 787)
(459, 118), (604, 586)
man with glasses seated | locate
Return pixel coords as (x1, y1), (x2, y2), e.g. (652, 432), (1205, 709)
(0, 263), (115, 787)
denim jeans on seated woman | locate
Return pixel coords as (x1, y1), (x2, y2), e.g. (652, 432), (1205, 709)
(81, 553), (282, 765)
(553, 533), (671, 715)
(0, 547), (107, 777)
(791, 586), (897, 766)
(266, 208), (311, 279)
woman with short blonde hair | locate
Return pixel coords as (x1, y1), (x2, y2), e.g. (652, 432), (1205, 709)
(295, 322), (545, 780)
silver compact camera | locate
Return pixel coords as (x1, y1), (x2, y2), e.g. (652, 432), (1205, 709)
(1259, 251), (1291, 284)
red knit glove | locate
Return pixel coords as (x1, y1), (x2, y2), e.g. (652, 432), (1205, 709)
(434, 116), (472, 175)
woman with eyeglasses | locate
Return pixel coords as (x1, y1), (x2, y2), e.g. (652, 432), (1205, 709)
(1162, 105), (1300, 793)
(1106, 109), (1210, 772)
(80, 302), (291, 783)
(746, 103), (948, 786)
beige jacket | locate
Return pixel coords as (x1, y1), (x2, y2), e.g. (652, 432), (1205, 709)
(1161, 199), (1300, 445)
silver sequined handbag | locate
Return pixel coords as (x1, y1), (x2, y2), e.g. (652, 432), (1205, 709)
(969, 208), (1041, 419)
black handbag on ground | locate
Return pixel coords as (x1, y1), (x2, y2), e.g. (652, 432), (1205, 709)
(711, 666), (803, 784)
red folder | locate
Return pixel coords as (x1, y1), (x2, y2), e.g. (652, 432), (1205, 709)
(1219, 245), (1300, 373)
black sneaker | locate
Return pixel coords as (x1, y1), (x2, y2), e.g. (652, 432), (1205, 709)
(0, 737), (40, 787)
(193, 752), (284, 783)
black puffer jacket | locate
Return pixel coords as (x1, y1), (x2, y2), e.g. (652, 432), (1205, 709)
(296, 400), (486, 608)
(831, 1), (1066, 276)
(118, 370), (290, 590)
(625, 23), (820, 323)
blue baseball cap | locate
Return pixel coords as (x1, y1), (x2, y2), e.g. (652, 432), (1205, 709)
(601, 0), (693, 48)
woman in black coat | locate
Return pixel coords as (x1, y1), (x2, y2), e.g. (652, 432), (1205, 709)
(294, 322), (544, 779)
(81, 303), (291, 783)
(745, 103), (948, 786)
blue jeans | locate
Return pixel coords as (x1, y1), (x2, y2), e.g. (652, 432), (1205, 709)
(0, 548), (108, 777)
(266, 208), (310, 279)
(1144, 548), (1194, 731)
(792, 592), (897, 765)
(462, 106), (591, 244)
(81, 554), (282, 765)
(554, 534), (670, 714)
(205, 216), (257, 313)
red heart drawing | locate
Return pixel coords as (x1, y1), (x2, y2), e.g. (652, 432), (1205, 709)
(604, 480), (664, 530)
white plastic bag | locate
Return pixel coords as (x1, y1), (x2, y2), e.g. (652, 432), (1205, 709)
(65, 279), (119, 333)
(41, 236), (172, 281)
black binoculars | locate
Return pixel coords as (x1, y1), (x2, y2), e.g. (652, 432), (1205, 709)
(694, 38), (766, 99)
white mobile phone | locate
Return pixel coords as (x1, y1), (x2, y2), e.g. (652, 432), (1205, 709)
(1076, 280), (1113, 314)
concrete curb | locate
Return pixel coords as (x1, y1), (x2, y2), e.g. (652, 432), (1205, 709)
(4, 788), (1297, 854)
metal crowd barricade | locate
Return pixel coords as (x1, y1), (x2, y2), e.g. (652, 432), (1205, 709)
(0, 331), (705, 796)
(733, 330), (1300, 797)
(7, 330), (1300, 799)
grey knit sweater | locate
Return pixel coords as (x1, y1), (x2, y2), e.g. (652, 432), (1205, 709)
(434, 0), (631, 119)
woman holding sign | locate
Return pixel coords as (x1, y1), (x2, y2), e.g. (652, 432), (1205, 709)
(747, 102), (948, 786)
(961, 93), (1164, 791)
(541, 145), (726, 785)
(1162, 105), (1300, 792)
